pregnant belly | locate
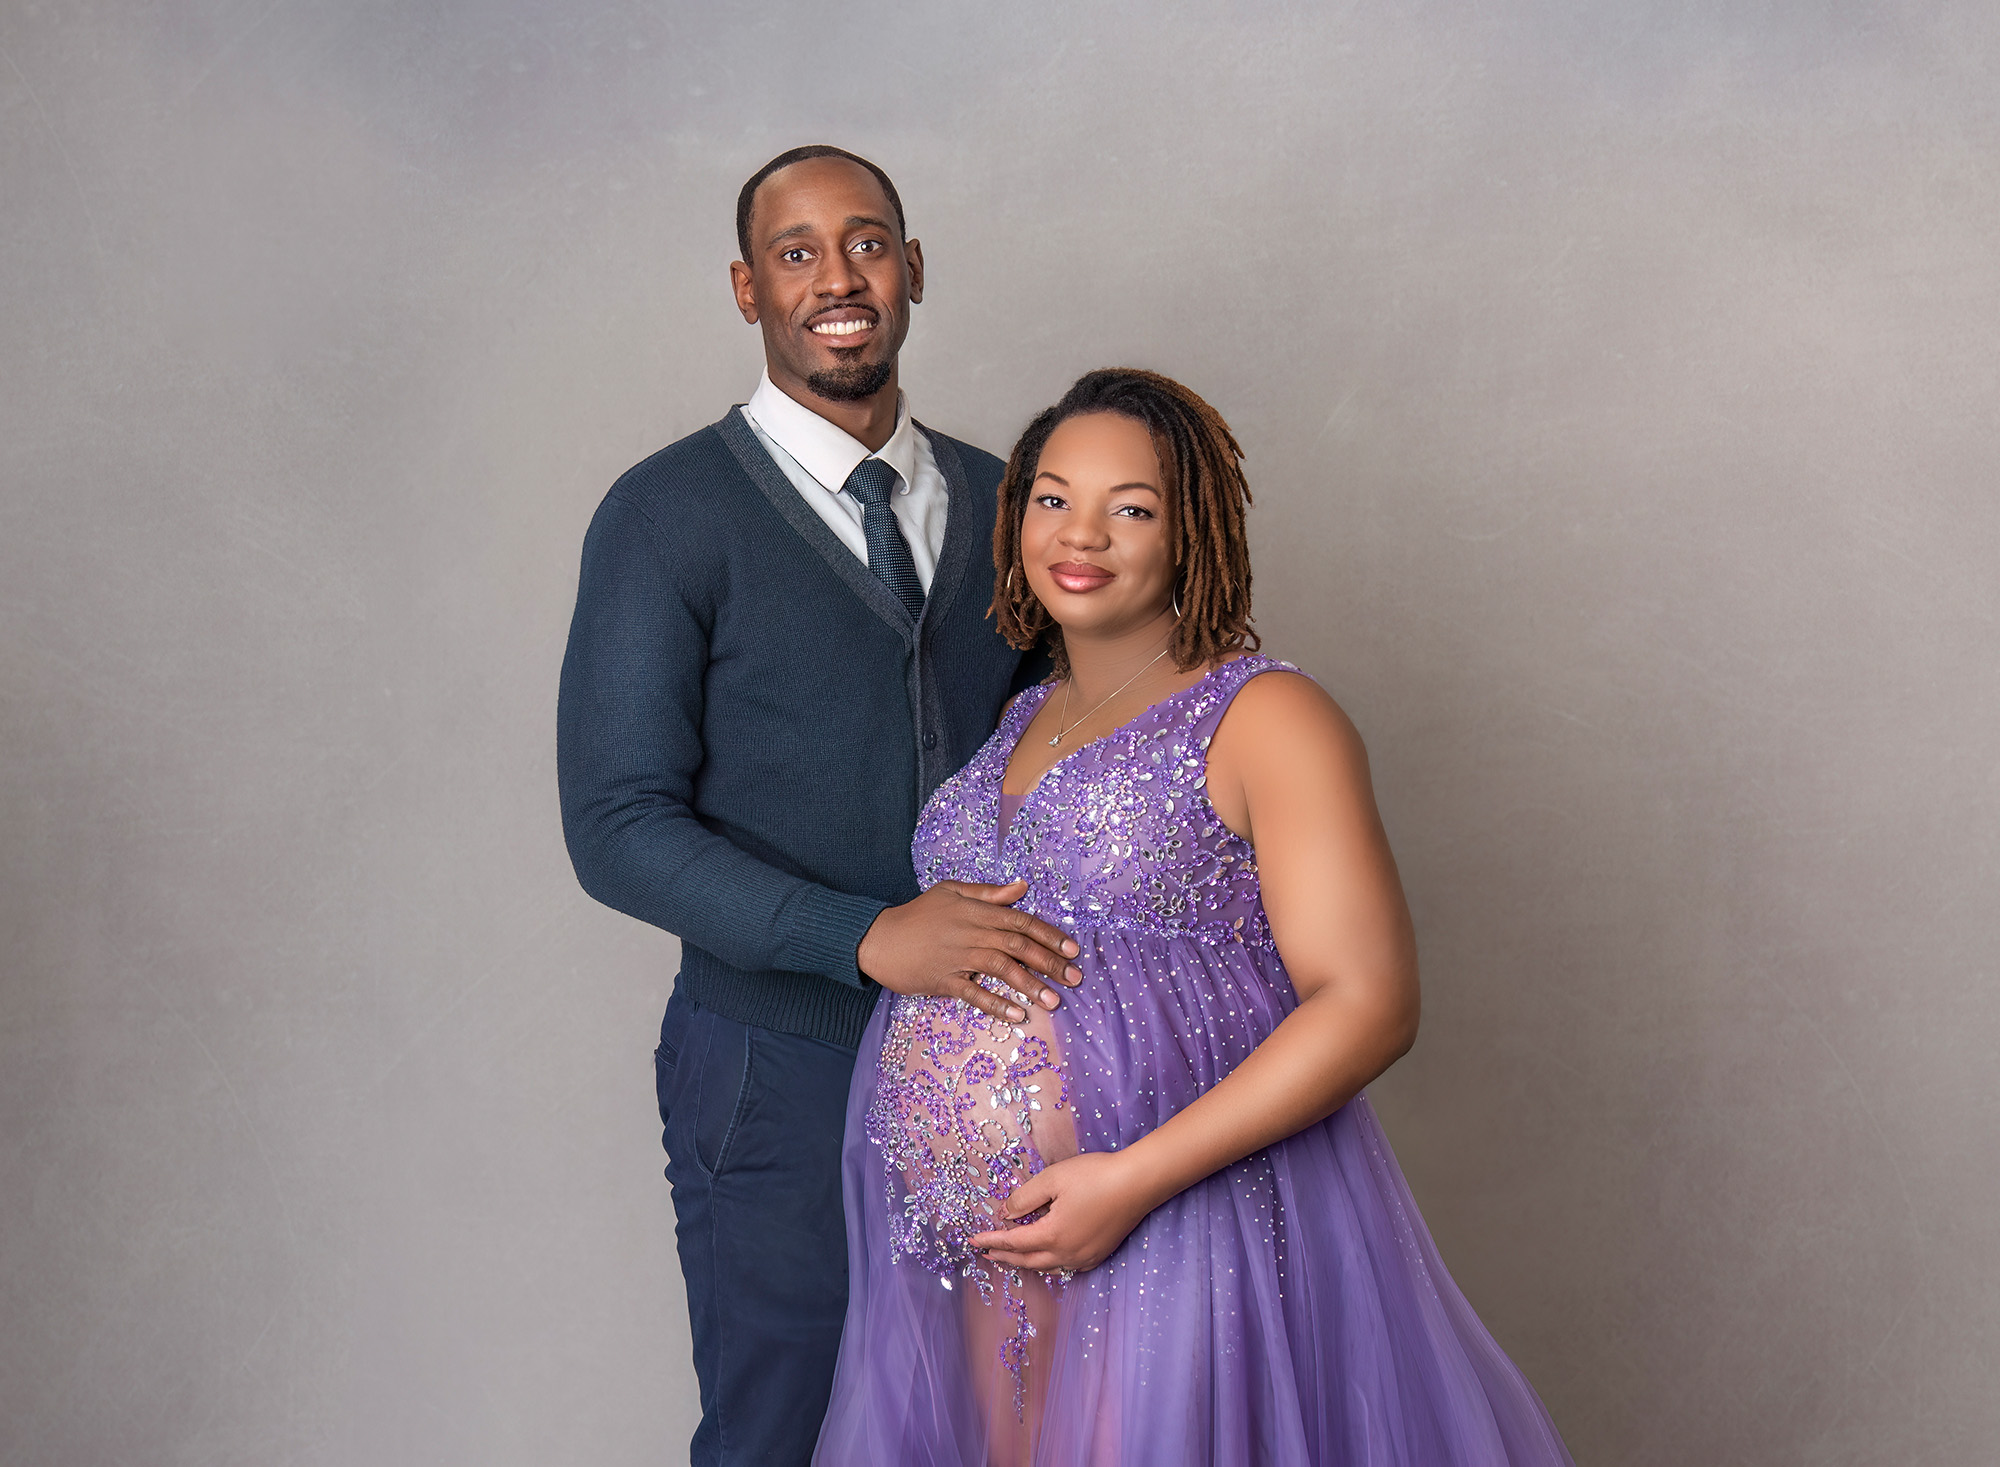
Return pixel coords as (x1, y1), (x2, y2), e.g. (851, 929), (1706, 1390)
(868, 976), (1080, 1270)
(868, 926), (1294, 1263)
(1018, 924), (1296, 1155)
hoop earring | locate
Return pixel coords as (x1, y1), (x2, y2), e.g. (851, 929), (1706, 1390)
(1004, 565), (1016, 595)
(1171, 585), (1184, 619)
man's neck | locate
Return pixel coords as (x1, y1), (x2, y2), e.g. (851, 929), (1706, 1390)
(766, 364), (902, 452)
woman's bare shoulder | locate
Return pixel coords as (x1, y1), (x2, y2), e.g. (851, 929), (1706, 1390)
(1201, 664), (1371, 835)
(1221, 665), (1363, 752)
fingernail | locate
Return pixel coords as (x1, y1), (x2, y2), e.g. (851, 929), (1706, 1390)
(1066, 966), (1083, 985)
(1040, 989), (1059, 1010)
(1006, 1007), (1027, 1023)
(1063, 941), (1080, 957)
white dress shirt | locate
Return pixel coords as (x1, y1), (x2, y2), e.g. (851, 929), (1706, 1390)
(741, 371), (949, 592)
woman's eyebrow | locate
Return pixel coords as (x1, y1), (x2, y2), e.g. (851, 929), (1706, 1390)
(1031, 473), (1160, 494)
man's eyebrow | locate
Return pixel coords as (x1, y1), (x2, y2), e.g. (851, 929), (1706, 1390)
(764, 214), (897, 250)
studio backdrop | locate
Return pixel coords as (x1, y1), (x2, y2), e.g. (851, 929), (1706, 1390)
(3, 3), (1995, 1464)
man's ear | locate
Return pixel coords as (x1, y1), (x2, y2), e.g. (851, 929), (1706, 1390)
(904, 238), (925, 305)
(729, 259), (759, 324)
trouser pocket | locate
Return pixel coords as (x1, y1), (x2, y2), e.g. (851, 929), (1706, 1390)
(654, 988), (694, 1135)
(661, 999), (753, 1180)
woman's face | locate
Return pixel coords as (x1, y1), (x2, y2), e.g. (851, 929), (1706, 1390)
(1019, 411), (1175, 645)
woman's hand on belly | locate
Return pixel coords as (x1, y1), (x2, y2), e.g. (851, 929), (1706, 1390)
(965, 1150), (1160, 1276)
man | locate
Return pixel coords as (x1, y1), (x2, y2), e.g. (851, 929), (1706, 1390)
(556, 146), (1080, 1466)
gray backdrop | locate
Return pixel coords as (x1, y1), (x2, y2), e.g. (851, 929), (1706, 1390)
(4, 2), (1995, 1463)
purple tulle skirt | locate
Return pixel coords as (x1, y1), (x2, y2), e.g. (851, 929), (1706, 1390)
(813, 927), (1575, 1466)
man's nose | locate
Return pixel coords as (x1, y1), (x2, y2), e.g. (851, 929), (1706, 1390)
(813, 250), (866, 296)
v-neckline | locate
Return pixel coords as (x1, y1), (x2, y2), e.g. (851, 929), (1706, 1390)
(997, 656), (1244, 811)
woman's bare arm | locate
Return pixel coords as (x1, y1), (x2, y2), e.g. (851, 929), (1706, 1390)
(970, 670), (1419, 1273)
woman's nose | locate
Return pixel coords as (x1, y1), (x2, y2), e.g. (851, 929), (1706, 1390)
(1059, 516), (1112, 550)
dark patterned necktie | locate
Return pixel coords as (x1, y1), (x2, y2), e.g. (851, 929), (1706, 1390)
(842, 457), (925, 620)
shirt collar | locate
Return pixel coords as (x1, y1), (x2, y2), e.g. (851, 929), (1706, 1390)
(745, 370), (920, 496)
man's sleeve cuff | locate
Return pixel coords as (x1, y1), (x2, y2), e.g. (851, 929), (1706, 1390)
(787, 886), (891, 989)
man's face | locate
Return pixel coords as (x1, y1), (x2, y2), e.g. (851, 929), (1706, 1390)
(730, 157), (924, 404)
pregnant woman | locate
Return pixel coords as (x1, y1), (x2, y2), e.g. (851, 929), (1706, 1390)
(814, 369), (1574, 1467)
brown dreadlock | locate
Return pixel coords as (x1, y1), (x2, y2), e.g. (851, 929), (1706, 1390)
(990, 368), (1258, 679)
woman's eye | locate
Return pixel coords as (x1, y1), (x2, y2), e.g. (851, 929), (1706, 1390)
(1034, 494), (1067, 510)
(1114, 505), (1154, 519)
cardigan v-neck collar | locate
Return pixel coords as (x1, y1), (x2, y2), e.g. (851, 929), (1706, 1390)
(716, 404), (979, 643)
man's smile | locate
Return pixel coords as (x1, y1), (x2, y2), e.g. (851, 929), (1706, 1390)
(807, 307), (879, 342)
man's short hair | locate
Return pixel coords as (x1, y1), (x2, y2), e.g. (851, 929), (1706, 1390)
(735, 145), (907, 263)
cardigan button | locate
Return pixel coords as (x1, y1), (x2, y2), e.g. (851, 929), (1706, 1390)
(923, 731), (938, 750)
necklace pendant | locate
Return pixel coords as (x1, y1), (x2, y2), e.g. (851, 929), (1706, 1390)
(1047, 735), (1061, 746)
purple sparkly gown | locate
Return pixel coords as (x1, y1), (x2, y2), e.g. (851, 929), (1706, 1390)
(814, 657), (1573, 1467)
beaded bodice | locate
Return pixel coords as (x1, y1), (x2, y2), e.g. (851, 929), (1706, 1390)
(911, 654), (1292, 950)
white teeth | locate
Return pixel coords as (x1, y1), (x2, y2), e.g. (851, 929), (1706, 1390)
(811, 318), (872, 336)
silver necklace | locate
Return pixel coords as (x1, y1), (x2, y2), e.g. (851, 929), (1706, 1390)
(1048, 645), (1174, 746)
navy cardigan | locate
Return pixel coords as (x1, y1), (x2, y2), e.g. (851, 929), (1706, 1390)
(557, 408), (1035, 1047)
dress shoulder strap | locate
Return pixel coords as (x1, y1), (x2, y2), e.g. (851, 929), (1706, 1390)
(998, 680), (1055, 741)
(1181, 654), (1308, 749)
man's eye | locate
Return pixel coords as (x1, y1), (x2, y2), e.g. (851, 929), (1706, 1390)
(851, 239), (883, 254)
(781, 248), (810, 263)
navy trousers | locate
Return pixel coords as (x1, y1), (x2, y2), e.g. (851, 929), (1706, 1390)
(655, 988), (860, 1466)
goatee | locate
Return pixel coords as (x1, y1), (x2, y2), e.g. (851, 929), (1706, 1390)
(807, 359), (894, 403)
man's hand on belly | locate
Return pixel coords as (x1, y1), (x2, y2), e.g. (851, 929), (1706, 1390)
(858, 880), (1082, 1025)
